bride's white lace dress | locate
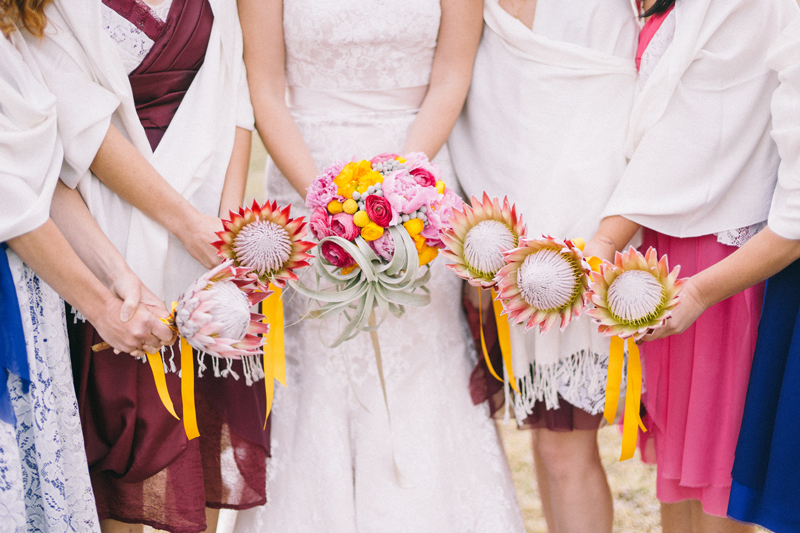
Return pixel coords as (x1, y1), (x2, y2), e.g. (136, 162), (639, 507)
(233, 0), (524, 531)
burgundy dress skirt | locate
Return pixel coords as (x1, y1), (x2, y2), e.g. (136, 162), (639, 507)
(68, 1), (268, 531)
(465, 293), (604, 431)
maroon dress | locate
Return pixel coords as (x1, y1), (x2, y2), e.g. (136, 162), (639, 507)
(67, 1), (268, 531)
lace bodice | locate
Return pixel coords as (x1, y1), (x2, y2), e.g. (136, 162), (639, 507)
(283, 0), (441, 91)
(102, 0), (173, 74)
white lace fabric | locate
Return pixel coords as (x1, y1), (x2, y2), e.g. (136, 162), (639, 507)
(0, 250), (100, 532)
(234, 0), (525, 531)
(101, 0), (173, 75)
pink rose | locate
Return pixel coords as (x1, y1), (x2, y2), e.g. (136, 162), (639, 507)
(409, 167), (436, 188)
(421, 188), (462, 241)
(309, 207), (334, 240)
(370, 153), (401, 165)
(321, 241), (355, 268)
(404, 152), (441, 180)
(305, 160), (347, 210)
(382, 170), (440, 216)
(330, 213), (360, 241)
(365, 195), (393, 228)
(368, 231), (395, 261)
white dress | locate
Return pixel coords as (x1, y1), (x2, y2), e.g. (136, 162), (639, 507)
(233, 0), (524, 532)
(0, 31), (99, 533)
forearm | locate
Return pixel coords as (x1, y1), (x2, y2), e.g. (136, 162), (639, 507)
(691, 227), (800, 308)
(50, 181), (131, 288)
(7, 220), (116, 323)
(402, 80), (471, 158)
(253, 94), (318, 199)
(89, 124), (199, 237)
(219, 127), (252, 216)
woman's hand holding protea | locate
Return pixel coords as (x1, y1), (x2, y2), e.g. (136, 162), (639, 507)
(214, 200), (315, 288)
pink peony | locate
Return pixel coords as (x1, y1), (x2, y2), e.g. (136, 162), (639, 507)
(306, 160), (347, 210)
(365, 195), (393, 228)
(404, 152), (441, 180)
(382, 170), (440, 217)
(320, 241), (355, 268)
(370, 153), (401, 165)
(309, 207), (334, 240)
(368, 231), (395, 261)
(330, 213), (360, 241)
(421, 187), (462, 241)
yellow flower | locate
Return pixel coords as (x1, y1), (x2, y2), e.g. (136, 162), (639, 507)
(418, 244), (439, 267)
(435, 180), (446, 194)
(403, 218), (424, 235)
(343, 199), (359, 214)
(334, 160), (384, 199)
(328, 200), (343, 214)
(361, 222), (384, 241)
(353, 211), (371, 227)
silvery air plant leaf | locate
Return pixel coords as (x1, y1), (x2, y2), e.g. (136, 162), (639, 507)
(174, 260), (271, 358)
(585, 246), (685, 340)
(291, 153), (461, 347)
(440, 193), (527, 288)
(213, 200), (315, 288)
(495, 236), (591, 333)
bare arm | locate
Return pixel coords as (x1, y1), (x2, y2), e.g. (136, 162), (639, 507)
(402, 0), (483, 157)
(219, 127), (252, 216)
(7, 220), (174, 355)
(89, 124), (222, 268)
(238, 0), (319, 200)
(645, 227), (800, 341)
(583, 215), (642, 263)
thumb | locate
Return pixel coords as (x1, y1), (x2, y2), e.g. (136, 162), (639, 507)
(120, 285), (141, 323)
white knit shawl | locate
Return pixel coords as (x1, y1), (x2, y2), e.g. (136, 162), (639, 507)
(25, 0), (254, 302)
(603, 0), (800, 238)
(0, 31), (61, 243)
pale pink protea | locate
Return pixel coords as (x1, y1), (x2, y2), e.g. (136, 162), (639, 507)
(441, 193), (526, 288)
(586, 247), (684, 340)
(495, 236), (590, 333)
(214, 200), (315, 288)
(174, 260), (271, 358)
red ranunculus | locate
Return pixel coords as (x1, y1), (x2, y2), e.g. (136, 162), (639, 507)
(320, 241), (355, 268)
(409, 167), (436, 188)
(365, 195), (393, 228)
(330, 213), (360, 240)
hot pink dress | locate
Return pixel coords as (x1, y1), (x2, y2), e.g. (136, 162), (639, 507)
(635, 8), (766, 517)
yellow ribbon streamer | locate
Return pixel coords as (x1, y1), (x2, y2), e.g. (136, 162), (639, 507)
(478, 290), (503, 383)
(261, 284), (286, 429)
(491, 288), (518, 394)
(180, 337), (199, 440)
(603, 335), (646, 461)
(146, 352), (179, 419)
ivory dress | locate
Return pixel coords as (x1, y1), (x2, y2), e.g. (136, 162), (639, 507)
(234, 0), (524, 531)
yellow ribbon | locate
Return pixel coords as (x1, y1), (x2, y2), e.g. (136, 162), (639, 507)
(180, 337), (199, 440)
(146, 352), (179, 419)
(604, 336), (646, 461)
(261, 284), (286, 429)
(478, 290), (503, 383)
(491, 288), (518, 394)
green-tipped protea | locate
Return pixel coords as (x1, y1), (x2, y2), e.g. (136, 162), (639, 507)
(174, 260), (270, 358)
(441, 193), (526, 287)
(214, 200), (315, 288)
(495, 236), (590, 333)
(586, 247), (684, 340)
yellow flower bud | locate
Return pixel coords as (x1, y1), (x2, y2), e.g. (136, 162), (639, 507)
(435, 180), (446, 194)
(353, 210), (371, 228)
(396, 156), (407, 163)
(403, 218), (424, 235)
(343, 199), (359, 215)
(418, 244), (439, 267)
(572, 237), (585, 251)
(361, 222), (384, 241)
(328, 200), (344, 214)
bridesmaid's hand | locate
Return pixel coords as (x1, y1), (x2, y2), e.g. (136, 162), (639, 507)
(582, 236), (617, 267)
(110, 268), (171, 322)
(641, 278), (708, 342)
(90, 297), (175, 357)
(176, 211), (224, 270)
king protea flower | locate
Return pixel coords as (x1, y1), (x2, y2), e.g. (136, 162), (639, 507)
(496, 236), (590, 333)
(586, 247), (684, 340)
(441, 193), (526, 287)
(174, 260), (270, 358)
(214, 200), (315, 288)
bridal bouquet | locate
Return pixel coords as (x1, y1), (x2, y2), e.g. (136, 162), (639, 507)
(294, 153), (461, 346)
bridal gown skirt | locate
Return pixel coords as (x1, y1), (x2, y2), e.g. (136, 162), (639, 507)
(234, 103), (524, 532)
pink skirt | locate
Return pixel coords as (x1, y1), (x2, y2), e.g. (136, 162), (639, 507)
(638, 230), (764, 516)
